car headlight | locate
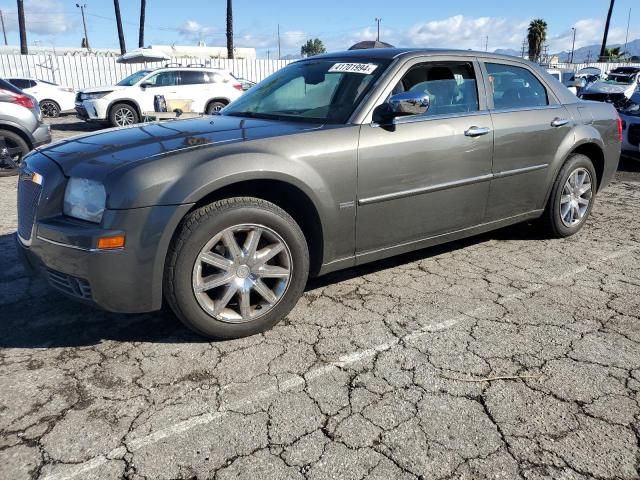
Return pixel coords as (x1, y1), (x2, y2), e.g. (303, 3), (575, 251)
(80, 91), (112, 101)
(63, 178), (106, 223)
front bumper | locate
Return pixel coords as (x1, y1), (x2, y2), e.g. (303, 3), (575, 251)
(16, 152), (193, 313)
(32, 123), (51, 147)
(75, 99), (109, 121)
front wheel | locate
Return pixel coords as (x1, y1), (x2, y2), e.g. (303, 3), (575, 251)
(541, 153), (597, 238)
(165, 197), (309, 339)
(109, 103), (139, 127)
(40, 100), (60, 118)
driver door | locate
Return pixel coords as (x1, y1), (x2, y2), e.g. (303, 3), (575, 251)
(138, 71), (179, 113)
(356, 57), (494, 257)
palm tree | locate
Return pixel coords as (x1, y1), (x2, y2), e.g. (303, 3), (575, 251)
(527, 19), (547, 63)
(114, 0), (126, 54)
(226, 0), (234, 59)
(599, 0), (615, 61)
(17, 0), (27, 54)
(138, 0), (146, 48)
(603, 46), (623, 61)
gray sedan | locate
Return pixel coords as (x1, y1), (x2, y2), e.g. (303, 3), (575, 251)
(16, 49), (621, 339)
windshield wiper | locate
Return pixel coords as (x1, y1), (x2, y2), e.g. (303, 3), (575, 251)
(225, 111), (282, 120)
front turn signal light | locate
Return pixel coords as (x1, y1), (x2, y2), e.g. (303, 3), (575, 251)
(97, 235), (125, 250)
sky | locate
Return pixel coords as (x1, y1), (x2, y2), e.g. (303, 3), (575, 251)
(0, 0), (637, 57)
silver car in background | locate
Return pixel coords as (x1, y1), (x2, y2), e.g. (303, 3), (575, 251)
(0, 78), (51, 176)
(620, 90), (640, 158)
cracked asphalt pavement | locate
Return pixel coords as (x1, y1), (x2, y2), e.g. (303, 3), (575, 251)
(1, 117), (640, 479)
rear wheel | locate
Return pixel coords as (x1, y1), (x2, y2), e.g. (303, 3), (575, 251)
(165, 197), (309, 339)
(40, 100), (60, 118)
(206, 101), (227, 115)
(0, 130), (30, 177)
(109, 103), (139, 127)
(541, 153), (597, 237)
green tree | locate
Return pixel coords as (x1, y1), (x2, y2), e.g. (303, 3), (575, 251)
(301, 38), (326, 57)
(527, 19), (547, 63)
(602, 46), (623, 61)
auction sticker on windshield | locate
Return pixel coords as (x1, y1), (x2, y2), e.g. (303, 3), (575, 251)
(328, 63), (378, 74)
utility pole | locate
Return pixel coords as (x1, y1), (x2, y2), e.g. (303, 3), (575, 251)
(226, 0), (234, 59)
(277, 24), (281, 59)
(484, 35), (488, 52)
(521, 38), (527, 58)
(0, 10), (7, 46)
(138, 0), (146, 47)
(623, 8), (631, 62)
(113, 0), (126, 54)
(17, 0), (27, 54)
(570, 27), (576, 63)
(76, 4), (90, 50)
(374, 18), (381, 42)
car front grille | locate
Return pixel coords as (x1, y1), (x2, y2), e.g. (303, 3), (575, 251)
(628, 124), (640, 147)
(46, 269), (92, 300)
(17, 173), (42, 242)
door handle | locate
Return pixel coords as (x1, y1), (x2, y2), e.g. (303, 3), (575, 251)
(551, 118), (569, 127)
(464, 126), (491, 137)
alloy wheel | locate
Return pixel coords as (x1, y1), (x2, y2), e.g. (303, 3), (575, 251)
(40, 101), (60, 118)
(0, 137), (25, 173)
(114, 107), (135, 126)
(192, 224), (292, 323)
(559, 167), (593, 227)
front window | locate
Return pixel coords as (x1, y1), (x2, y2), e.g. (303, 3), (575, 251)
(223, 59), (390, 124)
(117, 70), (152, 86)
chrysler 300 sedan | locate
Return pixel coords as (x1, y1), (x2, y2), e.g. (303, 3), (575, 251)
(16, 49), (621, 339)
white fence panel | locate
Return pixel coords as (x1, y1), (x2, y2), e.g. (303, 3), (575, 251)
(553, 62), (640, 72)
(0, 54), (292, 89)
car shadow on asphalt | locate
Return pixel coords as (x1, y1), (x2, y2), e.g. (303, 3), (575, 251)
(0, 221), (545, 349)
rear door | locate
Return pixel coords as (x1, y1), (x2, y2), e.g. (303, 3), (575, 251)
(481, 60), (573, 220)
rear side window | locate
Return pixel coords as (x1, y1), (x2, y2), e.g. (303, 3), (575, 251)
(179, 70), (207, 85)
(485, 63), (548, 110)
(8, 78), (34, 89)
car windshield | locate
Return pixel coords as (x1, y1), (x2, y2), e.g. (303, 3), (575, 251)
(222, 59), (390, 124)
(117, 70), (152, 86)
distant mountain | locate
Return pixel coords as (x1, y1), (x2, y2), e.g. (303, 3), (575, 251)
(554, 38), (640, 63)
(493, 48), (521, 57)
(493, 38), (640, 63)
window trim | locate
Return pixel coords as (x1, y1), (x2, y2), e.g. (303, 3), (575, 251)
(478, 59), (560, 112)
(361, 55), (489, 126)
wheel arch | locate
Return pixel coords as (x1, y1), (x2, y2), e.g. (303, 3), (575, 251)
(0, 122), (33, 149)
(107, 98), (142, 119)
(205, 97), (230, 112)
(39, 98), (60, 109)
(183, 177), (325, 277)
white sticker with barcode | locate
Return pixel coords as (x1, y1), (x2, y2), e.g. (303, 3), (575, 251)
(328, 63), (378, 74)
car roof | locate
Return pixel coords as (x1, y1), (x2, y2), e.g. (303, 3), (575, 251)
(309, 47), (531, 63)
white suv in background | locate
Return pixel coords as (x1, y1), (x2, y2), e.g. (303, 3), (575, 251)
(6, 77), (76, 118)
(75, 66), (244, 127)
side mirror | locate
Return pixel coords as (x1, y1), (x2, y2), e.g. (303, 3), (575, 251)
(140, 82), (152, 89)
(373, 91), (430, 123)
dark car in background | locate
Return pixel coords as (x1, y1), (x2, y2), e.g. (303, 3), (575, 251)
(16, 49), (621, 339)
(0, 78), (51, 176)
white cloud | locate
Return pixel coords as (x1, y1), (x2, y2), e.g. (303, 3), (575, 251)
(3, 0), (71, 36)
(179, 20), (217, 41)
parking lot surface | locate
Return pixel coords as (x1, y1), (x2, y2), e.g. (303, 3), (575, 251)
(1, 116), (640, 480)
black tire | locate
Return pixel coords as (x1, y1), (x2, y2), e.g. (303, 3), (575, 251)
(165, 197), (310, 339)
(206, 101), (227, 115)
(40, 100), (60, 118)
(541, 153), (597, 238)
(109, 103), (139, 127)
(0, 130), (30, 177)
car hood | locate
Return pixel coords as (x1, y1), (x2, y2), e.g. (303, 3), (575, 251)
(37, 115), (323, 178)
(582, 81), (636, 97)
(78, 85), (127, 94)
